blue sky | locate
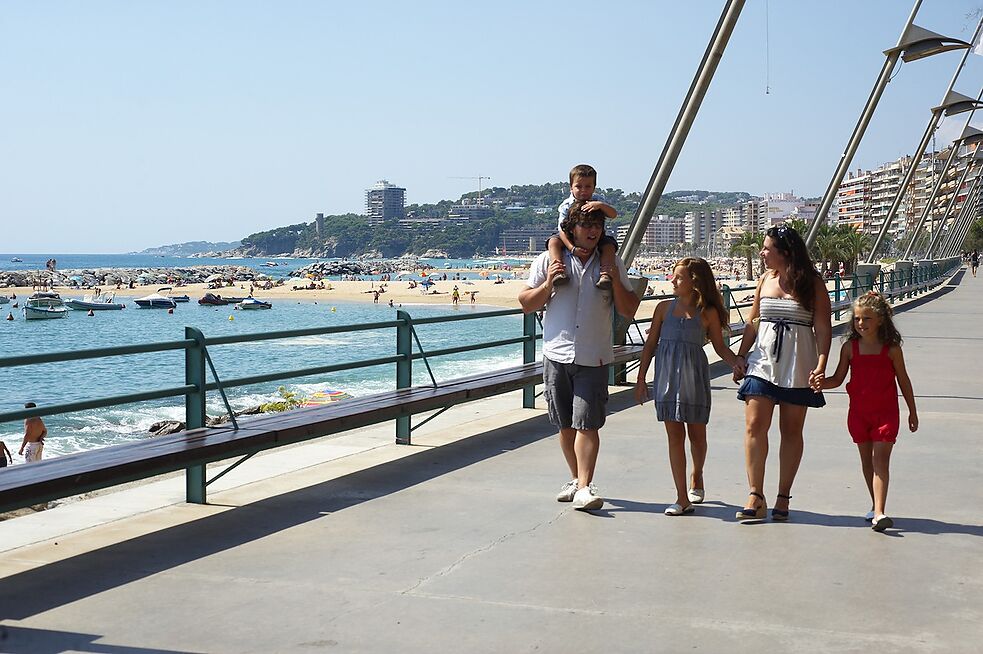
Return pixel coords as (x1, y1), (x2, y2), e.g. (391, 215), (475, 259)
(3, 0), (983, 252)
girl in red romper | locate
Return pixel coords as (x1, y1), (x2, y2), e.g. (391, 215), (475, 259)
(820, 292), (918, 532)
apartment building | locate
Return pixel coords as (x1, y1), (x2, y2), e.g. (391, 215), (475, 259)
(614, 215), (685, 252)
(365, 180), (406, 224)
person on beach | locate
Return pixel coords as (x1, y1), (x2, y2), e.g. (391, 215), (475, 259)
(547, 164), (618, 289)
(0, 440), (12, 468)
(634, 258), (744, 515)
(452, 285), (460, 305)
(519, 201), (640, 512)
(817, 292), (917, 532)
(19, 402), (47, 463)
(972, 249), (979, 277)
(732, 224), (832, 521)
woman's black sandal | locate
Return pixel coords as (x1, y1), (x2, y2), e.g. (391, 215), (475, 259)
(772, 493), (792, 521)
(736, 492), (767, 520)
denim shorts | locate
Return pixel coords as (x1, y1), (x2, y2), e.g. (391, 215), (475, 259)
(737, 375), (825, 408)
(542, 358), (610, 430)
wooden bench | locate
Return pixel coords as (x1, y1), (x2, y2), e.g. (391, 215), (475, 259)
(0, 344), (644, 514)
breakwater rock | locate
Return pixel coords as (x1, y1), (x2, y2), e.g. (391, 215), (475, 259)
(0, 265), (271, 289)
(290, 257), (430, 279)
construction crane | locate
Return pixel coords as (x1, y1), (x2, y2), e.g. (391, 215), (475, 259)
(449, 176), (491, 202)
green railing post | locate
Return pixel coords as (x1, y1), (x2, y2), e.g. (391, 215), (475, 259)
(395, 310), (413, 445)
(522, 312), (537, 408)
(878, 269), (885, 297)
(185, 327), (207, 504)
(833, 275), (842, 320)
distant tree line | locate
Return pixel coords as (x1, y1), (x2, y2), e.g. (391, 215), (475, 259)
(239, 184), (753, 257)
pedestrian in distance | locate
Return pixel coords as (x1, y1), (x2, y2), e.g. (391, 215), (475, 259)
(519, 201), (640, 512)
(732, 224), (832, 521)
(634, 257), (744, 515)
(546, 164), (619, 289)
(19, 402), (47, 463)
(972, 249), (979, 277)
(817, 291), (918, 532)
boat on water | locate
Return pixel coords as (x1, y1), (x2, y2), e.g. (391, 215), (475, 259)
(261, 261), (279, 267)
(65, 290), (125, 311)
(0, 296), (8, 305)
(134, 286), (178, 309)
(171, 295), (191, 303)
(238, 297), (272, 310)
(24, 292), (68, 320)
(10, 257), (23, 263)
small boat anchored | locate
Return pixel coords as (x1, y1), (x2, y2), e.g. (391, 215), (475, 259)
(65, 290), (125, 311)
(10, 257), (23, 263)
(24, 292), (68, 320)
(134, 287), (178, 309)
(238, 297), (272, 310)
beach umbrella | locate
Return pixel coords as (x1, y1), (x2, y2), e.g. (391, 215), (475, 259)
(420, 271), (429, 277)
(204, 273), (223, 282)
(479, 271), (489, 278)
(421, 278), (434, 287)
(396, 270), (414, 278)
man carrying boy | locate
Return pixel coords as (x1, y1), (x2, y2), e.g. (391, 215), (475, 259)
(548, 164), (618, 289)
(519, 202), (640, 511)
(19, 402), (47, 463)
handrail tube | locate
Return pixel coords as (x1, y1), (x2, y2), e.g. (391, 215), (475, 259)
(0, 339), (195, 369)
(0, 384), (196, 423)
(409, 336), (529, 361)
(407, 308), (521, 325)
(202, 355), (405, 392)
(203, 319), (402, 346)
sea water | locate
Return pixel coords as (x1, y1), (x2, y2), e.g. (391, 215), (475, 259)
(0, 297), (528, 459)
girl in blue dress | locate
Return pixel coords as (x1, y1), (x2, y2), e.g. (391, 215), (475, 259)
(635, 258), (743, 515)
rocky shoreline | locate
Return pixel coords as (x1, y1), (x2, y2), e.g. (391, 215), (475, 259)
(0, 258), (442, 289)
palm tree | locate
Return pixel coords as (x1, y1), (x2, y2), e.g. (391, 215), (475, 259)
(838, 226), (871, 273)
(811, 224), (847, 275)
(729, 230), (763, 280)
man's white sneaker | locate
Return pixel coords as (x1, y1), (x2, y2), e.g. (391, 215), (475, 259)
(572, 484), (603, 511)
(556, 479), (578, 502)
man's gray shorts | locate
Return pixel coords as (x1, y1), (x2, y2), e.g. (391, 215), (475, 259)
(542, 358), (609, 431)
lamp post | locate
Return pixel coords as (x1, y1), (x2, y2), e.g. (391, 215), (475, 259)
(902, 125), (983, 260)
(927, 148), (983, 258)
(866, 93), (983, 263)
(620, 0), (745, 267)
(939, 170), (983, 257)
(804, 0), (971, 249)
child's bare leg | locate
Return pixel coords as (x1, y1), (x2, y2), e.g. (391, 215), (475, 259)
(547, 236), (568, 285)
(665, 421), (689, 506)
(857, 442), (875, 509)
(687, 423), (707, 491)
(596, 242), (616, 289)
(872, 442), (894, 517)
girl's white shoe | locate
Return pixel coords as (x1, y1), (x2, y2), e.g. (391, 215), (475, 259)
(687, 488), (705, 504)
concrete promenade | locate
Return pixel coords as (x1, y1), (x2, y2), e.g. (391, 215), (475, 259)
(0, 269), (981, 653)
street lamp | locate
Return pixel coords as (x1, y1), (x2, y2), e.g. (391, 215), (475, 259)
(804, 0), (972, 248)
(905, 127), (983, 260)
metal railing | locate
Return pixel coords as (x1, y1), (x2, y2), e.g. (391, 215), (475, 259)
(0, 258), (961, 505)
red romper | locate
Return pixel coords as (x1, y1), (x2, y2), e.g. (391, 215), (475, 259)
(846, 341), (899, 443)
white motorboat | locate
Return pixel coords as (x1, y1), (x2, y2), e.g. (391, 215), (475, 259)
(134, 287), (177, 309)
(24, 292), (68, 320)
(238, 297), (272, 310)
(65, 290), (125, 311)
(0, 295), (9, 305)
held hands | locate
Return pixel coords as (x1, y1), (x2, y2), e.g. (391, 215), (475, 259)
(731, 355), (747, 382)
(808, 368), (825, 392)
(634, 378), (650, 405)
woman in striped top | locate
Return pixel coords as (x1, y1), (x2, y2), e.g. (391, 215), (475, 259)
(732, 225), (832, 521)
